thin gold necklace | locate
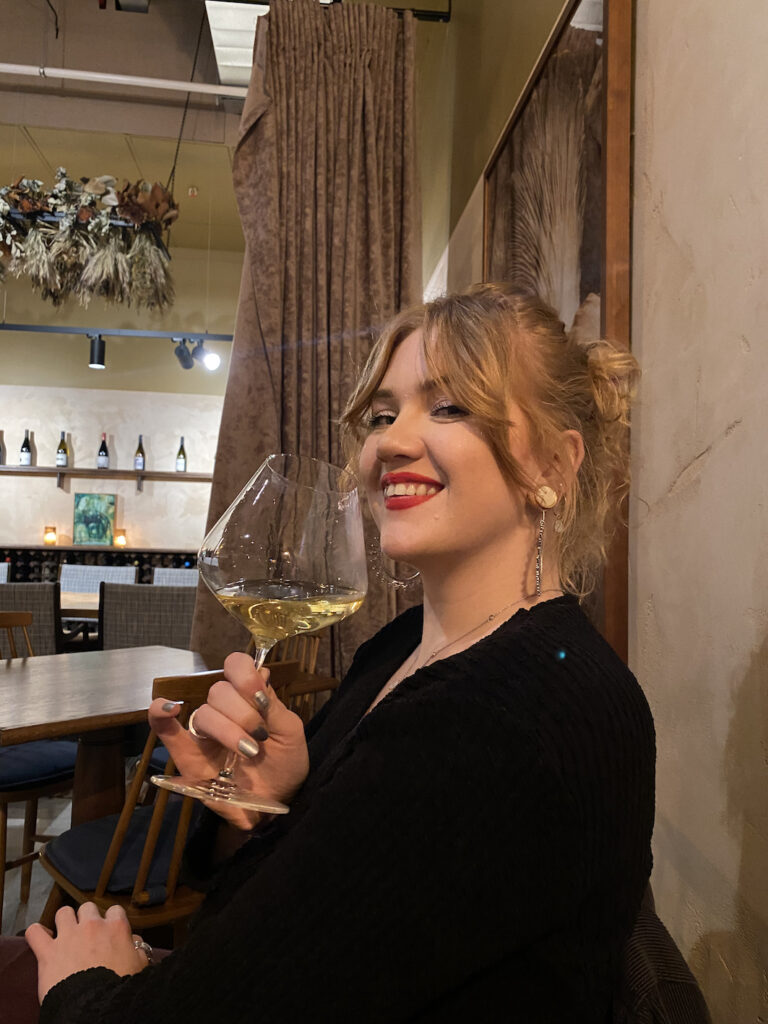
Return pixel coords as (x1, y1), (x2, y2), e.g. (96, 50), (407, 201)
(383, 588), (563, 697)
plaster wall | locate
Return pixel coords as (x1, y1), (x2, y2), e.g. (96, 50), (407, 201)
(630, 1), (768, 1018)
(0, 384), (223, 549)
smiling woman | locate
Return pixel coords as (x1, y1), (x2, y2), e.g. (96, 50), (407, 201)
(12, 283), (668, 1024)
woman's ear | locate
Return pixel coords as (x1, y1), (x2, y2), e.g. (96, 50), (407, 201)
(559, 429), (585, 481)
(541, 430), (585, 492)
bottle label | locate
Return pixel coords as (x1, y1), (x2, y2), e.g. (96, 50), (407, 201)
(19, 451), (31, 466)
(134, 455), (145, 471)
(176, 457), (187, 472)
(56, 452), (68, 467)
(97, 454), (109, 469)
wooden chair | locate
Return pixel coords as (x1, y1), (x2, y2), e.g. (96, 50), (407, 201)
(38, 661), (302, 942)
(0, 611), (35, 659)
(0, 610), (77, 932)
(0, 583), (62, 656)
(264, 633), (340, 723)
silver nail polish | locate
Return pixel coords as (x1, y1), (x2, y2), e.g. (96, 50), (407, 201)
(237, 737), (260, 758)
(161, 701), (181, 712)
(252, 690), (270, 712)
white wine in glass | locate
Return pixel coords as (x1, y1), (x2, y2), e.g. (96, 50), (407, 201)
(152, 454), (367, 812)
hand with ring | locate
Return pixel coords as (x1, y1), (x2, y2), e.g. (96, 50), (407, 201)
(26, 903), (149, 1004)
(148, 652), (310, 830)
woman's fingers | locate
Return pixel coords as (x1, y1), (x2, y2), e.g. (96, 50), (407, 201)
(25, 922), (53, 954)
(183, 700), (265, 760)
(76, 902), (102, 922)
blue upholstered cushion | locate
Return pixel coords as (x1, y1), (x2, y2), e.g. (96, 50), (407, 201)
(148, 744), (171, 774)
(44, 797), (187, 902)
(0, 740), (77, 791)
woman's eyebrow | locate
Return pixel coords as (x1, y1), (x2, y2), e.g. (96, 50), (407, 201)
(371, 379), (446, 403)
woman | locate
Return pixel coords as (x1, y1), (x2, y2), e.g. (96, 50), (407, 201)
(25, 284), (654, 1022)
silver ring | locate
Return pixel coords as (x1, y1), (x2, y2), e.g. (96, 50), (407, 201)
(133, 938), (153, 964)
(188, 708), (210, 741)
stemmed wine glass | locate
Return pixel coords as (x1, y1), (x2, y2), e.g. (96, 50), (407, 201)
(152, 453), (368, 812)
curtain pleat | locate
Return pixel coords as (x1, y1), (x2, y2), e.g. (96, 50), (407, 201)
(191, 0), (421, 673)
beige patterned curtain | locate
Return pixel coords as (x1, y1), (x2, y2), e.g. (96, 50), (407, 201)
(191, 0), (421, 672)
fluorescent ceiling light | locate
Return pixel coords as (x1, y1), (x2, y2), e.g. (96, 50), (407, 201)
(206, 0), (335, 86)
(206, 1), (269, 86)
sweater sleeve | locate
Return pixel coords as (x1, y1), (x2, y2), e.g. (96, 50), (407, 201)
(40, 683), (583, 1024)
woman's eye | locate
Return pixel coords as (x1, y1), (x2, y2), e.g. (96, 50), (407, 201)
(366, 410), (397, 429)
(431, 400), (468, 419)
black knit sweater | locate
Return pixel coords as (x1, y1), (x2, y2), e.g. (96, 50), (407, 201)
(41, 595), (655, 1023)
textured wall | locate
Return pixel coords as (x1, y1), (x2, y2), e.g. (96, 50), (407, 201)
(630, 1), (768, 1019)
(0, 385), (223, 549)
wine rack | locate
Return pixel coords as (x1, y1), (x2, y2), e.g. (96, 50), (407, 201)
(0, 546), (198, 584)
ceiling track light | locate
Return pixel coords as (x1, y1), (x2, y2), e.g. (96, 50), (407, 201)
(173, 338), (195, 369)
(190, 339), (222, 371)
(88, 333), (106, 369)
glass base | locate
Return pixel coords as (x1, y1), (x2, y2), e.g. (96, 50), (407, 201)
(151, 774), (290, 813)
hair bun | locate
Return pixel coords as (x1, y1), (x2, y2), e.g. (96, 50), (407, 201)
(583, 340), (639, 427)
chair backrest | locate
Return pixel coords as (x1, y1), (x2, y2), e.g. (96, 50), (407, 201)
(152, 567), (199, 587)
(614, 886), (713, 1023)
(95, 661), (305, 908)
(0, 562), (8, 583)
(60, 563), (137, 594)
(0, 582), (61, 656)
(99, 583), (197, 650)
(264, 633), (322, 672)
(263, 632), (338, 723)
(0, 611), (35, 658)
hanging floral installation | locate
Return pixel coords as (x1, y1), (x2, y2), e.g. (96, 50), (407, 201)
(0, 168), (179, 310)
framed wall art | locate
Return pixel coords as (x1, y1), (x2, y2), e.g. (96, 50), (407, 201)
(73, 493), (116, 546)
(483, 0), (633, 657)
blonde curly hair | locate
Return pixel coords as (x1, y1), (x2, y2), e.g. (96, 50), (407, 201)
(340, 282), (640, 596)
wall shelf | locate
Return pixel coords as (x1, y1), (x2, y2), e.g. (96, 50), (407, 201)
(0, 465), (212, 492)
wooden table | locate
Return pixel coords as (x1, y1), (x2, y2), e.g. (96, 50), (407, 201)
(60, 591), (101, 620)
(0, 646), (209, 824)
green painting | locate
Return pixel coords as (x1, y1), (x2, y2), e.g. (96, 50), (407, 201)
(73, 493), (116, 546)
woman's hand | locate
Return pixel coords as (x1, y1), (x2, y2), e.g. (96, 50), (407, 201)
(149, 652), (310, 830)
(26, 903), (148, 1003)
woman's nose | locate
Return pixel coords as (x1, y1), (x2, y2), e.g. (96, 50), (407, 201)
(375, 410), (424, 463)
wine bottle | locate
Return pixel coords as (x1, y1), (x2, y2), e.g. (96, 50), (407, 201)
(134, 434), (146, 471)
(19, 429), (32, 466)
(175, 435), (187, 472)
(97, 432), (109, 469)
(56, 430), (69, 468)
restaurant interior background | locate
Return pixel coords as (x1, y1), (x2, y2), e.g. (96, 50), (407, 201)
(1, 0), (767, 1019)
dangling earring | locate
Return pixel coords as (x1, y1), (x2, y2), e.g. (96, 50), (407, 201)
(535, 508), (546, 597)
(531, 485), (558, 598)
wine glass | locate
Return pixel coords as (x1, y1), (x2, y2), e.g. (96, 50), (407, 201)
(152, 453), (368, 812)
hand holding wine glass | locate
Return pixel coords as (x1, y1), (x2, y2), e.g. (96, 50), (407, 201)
(152, 454), (368, 813)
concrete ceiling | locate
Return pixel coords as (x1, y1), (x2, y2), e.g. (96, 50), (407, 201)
(0, 122), (244, 253)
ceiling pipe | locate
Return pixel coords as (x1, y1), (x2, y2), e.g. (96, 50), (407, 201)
(0, 62), (248, 99)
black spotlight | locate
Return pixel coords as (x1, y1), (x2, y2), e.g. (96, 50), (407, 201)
(88, 333), (106, 370)
(190, 339), (206, 364)
(174, 338), (194, 369)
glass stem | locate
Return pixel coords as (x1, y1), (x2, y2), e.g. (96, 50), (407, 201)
(217, 646), (271, 782)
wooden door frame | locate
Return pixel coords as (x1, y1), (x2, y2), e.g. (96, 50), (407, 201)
(483, 0), (634, 660)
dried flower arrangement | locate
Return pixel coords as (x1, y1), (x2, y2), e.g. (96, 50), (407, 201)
(0, 168), (178, 310)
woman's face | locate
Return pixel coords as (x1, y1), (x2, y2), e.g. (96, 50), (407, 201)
(358, 329), (541, 573)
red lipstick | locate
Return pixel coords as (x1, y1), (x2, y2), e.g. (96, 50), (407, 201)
(380, 471), (443, 511)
